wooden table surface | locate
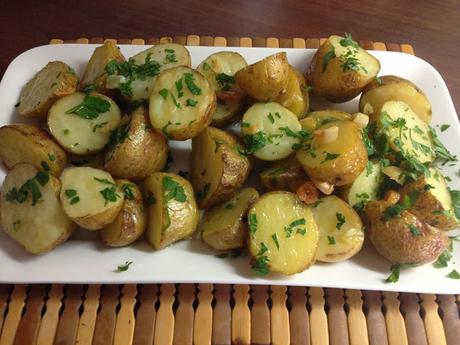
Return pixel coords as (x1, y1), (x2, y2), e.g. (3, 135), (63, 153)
(0, 0), (459, 114)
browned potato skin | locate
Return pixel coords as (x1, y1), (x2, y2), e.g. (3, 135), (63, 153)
(18, 61), (78, 118)
(105, 106), (168, 180)
(275, 66), (310, 118)
(359, 75), (432, 123)
(400, 176), (458, 230)
(81, 41), (126, 96)
(307, 38), (380, 103)
(100, 180), (146, 247)
(234, 52), (289, 101)
(259, 156), (308, 192)
(365, 194), (449, 265)
(0, 124), (67, 176)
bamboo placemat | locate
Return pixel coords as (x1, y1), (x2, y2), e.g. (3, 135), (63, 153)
(0, 36), (458, 345)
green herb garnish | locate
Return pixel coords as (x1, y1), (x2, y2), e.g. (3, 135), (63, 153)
(65, 189), (80, 205)
(385, 264), (400, 283)
(271, 233), (280, 250)
(116, 261), (133, 272)
(322, 47), (336, 72)
(336, 213), (346, 230)
(163, 176), (186, 203)
(328, 235), (336, 245)
(66, 95), (110, 120)
(184, 73), (201, 95)
(122, 183), (136, 200)
(447, 269), (460, 279)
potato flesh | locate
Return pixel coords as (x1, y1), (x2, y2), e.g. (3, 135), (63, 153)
(48, 92), (121, 155)
(300, 110), (351, 131)
(0, 164), (74, 254)
(144, 172), (199, 249)
(378, 100), (434, 163)
(241, 102), (302, 161)
(201, 188), (259, 250)
(311, 196), (364, 262)
(149, 66), (215, 140)
(275, 66), (309, 118)
(0, 124), (67, 176)
(248, 192), (319, 275)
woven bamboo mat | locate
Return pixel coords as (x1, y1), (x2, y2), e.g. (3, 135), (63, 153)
(0, 36), (458, 345)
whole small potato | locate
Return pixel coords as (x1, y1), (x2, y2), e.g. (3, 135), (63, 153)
(275, 65), (310, 118)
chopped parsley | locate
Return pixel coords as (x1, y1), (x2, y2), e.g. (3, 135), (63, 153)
(224, 203), (234, 210)
(365, 161), (373, 176)
(440, 124), (450, 132)
(336, 213), (346, 230)
(159, 89), (181, 108)
(409, 224), (422, 236)
(63, 129), (70, 135)
(449, 189), (460, 219)
(145, 192), (156, 205)
(321, 152), (340, 164)
(256, 242), (268, 256)
(284, 218), (306, 238)
(100, 186), (121, 205)
(375, 76), (383, 85)
(271, 233), (280, 250)
(185, 99), (198, 107)
(48, 153), (56, 162)
(252, 255), (269, 276)
(122, 183), (136, 200)
(385, 264), (400, 283)
(248, 213), (258, 238)
(424, 184), (434, 191)
(108, 122), (130, 152)
(339, 33), (359, 49)
(196, 183), (210, 200)
(433, 249), (453, 268)
(65, 189), (80, 205)
(165, 48), (177, 63)
(116, 261), (133, 272)
(447, 269), (460, 279)
(328, 235), (336, 245)
(202, 62), (211, 71)
(242, 132), (268, 155)
(175, 78), (184, 97)
(184, 73), (201, 95)
(92, 121), (108, 133)
(267, 113), (275, 124)
(322, 46), (336, 72)
(163, 176), (186, 203)
(41, 161), (50, 171)
(341, 49), (367, 73)
(383, 191), (419, 220)
(215, 73), (235, 91)
(430, 127), (457, 163)
(82, 83), (96, 93)
(5, 170), (49, 206)
(94, 177), (115, 186)
(66, 95), (110, 120)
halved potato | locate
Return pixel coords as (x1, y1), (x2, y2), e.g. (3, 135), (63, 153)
(81, 41), (126, 95)
(105, 106), (168, 180)
(275, 65), (309, 118)
(359, 75), (432, 123)
(311, 196), (364, 262)
(18, 61), (78, 118)
(143, 172), (199, 249)
(60, 167), (124, 230)
(100, 179), (146, 247)
(191, 126), (251, 209)
(48, 92), (121, 155)
(200, 188), (259, 250)
(248, 191), (319, 275)
(0, 163), (75, 254)
(400, 168), (458, 230)
(259, 156), (308, 192)
(365, 191), (449, 265)
(376, 100), (435, 164)
(307, 34), (380, 102)
(149, 66), (216, 140)
(196, 51), (248, 127)
(296, 120), (368, 186)
(0, 124), (67, 176)
(241, 102), (303, 161)
(299, 110), (351, 131)
(235, 52), (289, 101)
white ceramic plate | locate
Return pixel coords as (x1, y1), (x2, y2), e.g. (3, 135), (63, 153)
(0, 44), (459, 293)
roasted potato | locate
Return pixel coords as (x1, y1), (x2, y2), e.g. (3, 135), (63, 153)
(275, 65), (309, 118)
(81, 41), (126, 95)
(376, 100), (435, 164)
(339, 160), (383, 212)
(48, 92), (122, 155)
(191, 126), (251, 209)
(365, 191), (449, 265)
(311, 196), (364, 262)
(400, 168), (458, 230)
(100, 180), (146, 247)
(241, 102), (303, 161)
(105, 43), (191, 101)
(0, 163), (75, 254)
(105, 106), (168, 180)
(200, 188), (259, 250)
(248, 191), (319, 275)
(196, 51), (247, 127)
(299, 110), (351, 131)
(259, 156), (308, 192)
(18, 61), (78, 118)
(296, 120), (368, 186)
(359, 75), (432, 123)
(60, 167), (124, 230)
(149, 66), (216, 140)
(235, 52), (289, 101)
(0, 124), (67, 176)
(307, 34), (380, 103)
(143, 172), (199, 249)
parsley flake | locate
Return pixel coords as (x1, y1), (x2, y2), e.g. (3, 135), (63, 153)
(66, 95), (111, 120)
(116, 261), (133, 272)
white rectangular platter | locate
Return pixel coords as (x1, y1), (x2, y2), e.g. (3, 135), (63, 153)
(0, 44), (459, 293)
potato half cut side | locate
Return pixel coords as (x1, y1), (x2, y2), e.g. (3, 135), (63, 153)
(0, 124), (67, 176)
(196, 51), (247, 127)
(311, 196), (364, 262)
(18, 61), (78, 118)
(299, 110), (351, 131)
(307, 34), (380, 103)
(143, 172), (199, 249)
(48, 92), (121, 155)
(81, 41), (126, 95)
(359, 75), (432, 124)
(149, 66), (216, 140)
(60, 167), (124, 230)
(191, 126), (251, 209)
(105, 106), (168, 180)
(0, 163), (75, 254)
(241, 102), (303, 161)
(100, 179), (146, 247)
(248, 191), (319, 275)
(275, 65), (310, 118)
(235, 52), (289, 101)
(200, 187), (259, 250)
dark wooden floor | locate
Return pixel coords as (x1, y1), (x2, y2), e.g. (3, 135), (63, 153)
(0, 0), (459, 113)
